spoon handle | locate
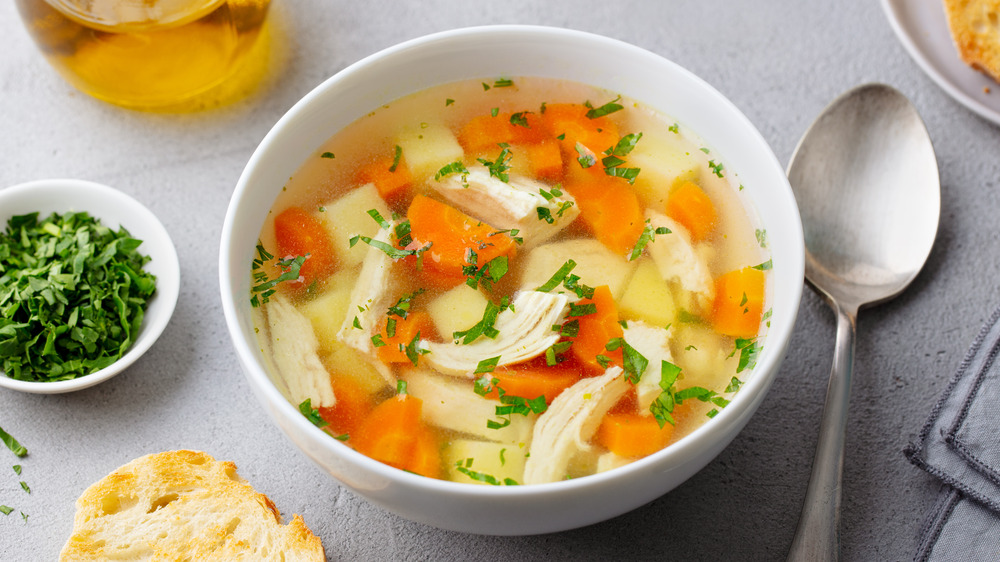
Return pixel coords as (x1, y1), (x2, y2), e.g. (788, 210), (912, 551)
(787, 304), (857, 562)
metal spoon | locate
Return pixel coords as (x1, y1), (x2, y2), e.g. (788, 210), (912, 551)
(785, 83), (939, 561)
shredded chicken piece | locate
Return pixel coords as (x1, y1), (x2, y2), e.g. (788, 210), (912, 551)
(523, 367), (631, 484)
(433, 166), (579, 248)
(645, 211), (715, 309)
(266, 293), (336, 408)
(421, 290), (569, 377)
(622, 321), (675, 414)
(334, 222), (398, 386)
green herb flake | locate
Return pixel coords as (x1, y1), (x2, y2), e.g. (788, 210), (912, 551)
(435, 161), (469, 181)
(0, 506), (12, 516)
(388, 145), (403, 172)
(668, 123), (679, 134)
(477, 144), (513, 182)
(397, 380), (408, 395)
(445, 98), (455, 106)
(298, 399), (329, 428)
(628, 219), (665, 261)
(0, 212), (158, 381)
(699, 147), (710, 154)
(493, 78), (514, 88)
(752, 259), (773, 271)
(491, 107), (499, 117)
(735, 338), (763, 373)
(725, 377), (743, 393)
(475, 355), (502, 374)
(708, 159), (725, 178)
(510, 112), (531, 128)
(585, 96), (623, 119)
(19, 481), (29, 494)
(0, 427), (27, 458)
(453, 298), (509, 344)
(535, 260), (577, 292)
(12, 465), (21, 476)
(755, 229), (768, 248)
(321, 152), (335, 159)
(575, 143), (596, 169)
(334, 433), (350, 442)
(621, 341), (648, 385)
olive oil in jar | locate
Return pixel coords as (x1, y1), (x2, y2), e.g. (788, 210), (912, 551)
(15, 0), (272, 110)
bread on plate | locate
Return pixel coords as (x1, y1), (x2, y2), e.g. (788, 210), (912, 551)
(60, 450), (324, 561)
(943, 0), (1000, 83)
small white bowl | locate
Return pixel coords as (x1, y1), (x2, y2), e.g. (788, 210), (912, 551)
(0, 179), (180, 394)
(221, 25), (804, 535)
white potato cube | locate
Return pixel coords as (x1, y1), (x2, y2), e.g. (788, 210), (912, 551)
(628, 131), (701, 209)
(426, 284), (491, 341)
(519, 238), (636, 300)
(317, 183), (391, 269)
(395, 121), (464, 183)
(443, 439), (527, 485)
(618, 259), (677, 327)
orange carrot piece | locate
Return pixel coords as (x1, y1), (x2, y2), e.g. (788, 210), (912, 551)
(459, 112), (546, 154)
(564, 177), (645, 256)
(318, 376), (376, 437)
(526, 140), (564, 182)
(487, 357), (583, 404)
(406, 195), (516, 288)
(539, 103), (620, 157)
(273, 206), (337, 289)
(712, 267), (766, 338)
(355, 152), (413, 204)
(571, 285), (624, 375)
(595, 412), (674, 458)
(375, 311), (437, 364)
(665, 181), (717, 242)
(352, 394), (441, 478)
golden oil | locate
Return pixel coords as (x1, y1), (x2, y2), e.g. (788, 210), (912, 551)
(15, 0), (272, 111)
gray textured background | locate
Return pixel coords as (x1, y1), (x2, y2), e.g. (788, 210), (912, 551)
(1, 0), (998, 560)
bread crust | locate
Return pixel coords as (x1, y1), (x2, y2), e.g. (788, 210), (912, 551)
(943, 0), (1000, 82)
(60, 450), (325, 561)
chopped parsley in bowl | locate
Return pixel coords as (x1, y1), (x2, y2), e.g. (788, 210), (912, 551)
(0, 179), (179, 394)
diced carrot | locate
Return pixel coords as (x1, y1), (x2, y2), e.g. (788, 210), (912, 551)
(406, 195), (516, 289)
(273, 206), (337, 290)
(375, 311), (437, 364)
(571, 285), (624, 375)
(712, 266), (766, 338)
(525, 140), (564, 182)
(458, 112), (546, 154)
(355, 152), (413, 204)
(595, 412), (674, 458)
(352, 393), (441, 478)
(665, 181), (717, 242)
(487, 356), (583, 404)
(564, 177), (645, 256)
(538, 103), (620, 158)
(318, 375), (376, 437)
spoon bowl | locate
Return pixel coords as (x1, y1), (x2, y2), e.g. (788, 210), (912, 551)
(786, 83), (939, 560)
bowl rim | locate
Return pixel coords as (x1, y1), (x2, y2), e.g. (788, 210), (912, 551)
(221, 24), (804, 500)
(0, 179), (180, 394)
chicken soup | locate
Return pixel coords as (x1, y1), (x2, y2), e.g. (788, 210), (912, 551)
(250, 77), (771, 485)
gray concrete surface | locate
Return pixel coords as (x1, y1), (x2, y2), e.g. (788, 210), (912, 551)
(1, 1), (998, 560)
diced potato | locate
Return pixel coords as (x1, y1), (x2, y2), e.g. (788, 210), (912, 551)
(395, 121), (464, 182)
(299, 266), (359, 351)
(519, 238), (636, 299)
(426, 284), (491, 341)
(322, 344), (391, 396)
(628, 131), (701, 209)
(317, 183), (391, 269)
(618, 259), (677, 327)
(443, 439), (527, 485)
(404, 369), (535, 445)
(671, 323), (739, 392)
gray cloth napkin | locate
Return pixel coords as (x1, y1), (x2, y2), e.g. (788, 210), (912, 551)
(906, 306), (1000, 560)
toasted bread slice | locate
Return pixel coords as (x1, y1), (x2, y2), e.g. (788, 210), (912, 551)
(60, 450), (324, 561)
(943, 0), (1000, 82)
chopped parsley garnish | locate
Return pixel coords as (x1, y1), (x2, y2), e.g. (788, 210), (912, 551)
(0, 506), (12, 516)
(434, 161), (469, 181)
(755, 229), (768, 248)
(489, 228), (523, 245)
(0, 426), (27, 458)
(404, 332), (426, 366)
(251, 245), (304, 307)
(575, 143), (597, 168)
(388, 145), (403, 172)
(510, 112), (531, 128)
(562, 274), (595, 299)
(699, 147), (710, 154)
(0, 212), (158, 381)
(454, 458), (519, 486)
(349, 234), (429, 261)
(453, 297), (510, 344)
(650, 360), (683, 428)
(463, 253), (509, 290)
(298, 399), (329, 428)
(366, 208), (391, 230)
(734, 338), (762, 373)
(491, 107), (499, 117)
(725, 377), (743, 393)
(668, 123), (679, 133)
(474, 375), (548, 430)
(601, 133), (643, 184)
(475, 355), (501, 374)
(387, 289), (425, 319)
(19, 481), (29, 494)
(621, 340), (648, 384)
(371, 333), (386, 347)
(493, 78), (514, 88)
(321, 152), (335, 159)
(708, 159), (725, 178)
(628, 219), (671, 261)
(445, 98), (455, 106)
(585, 96), (623, 119)
(477, 144), (513, 182)
(545, 341), (573, 366)
(535, 260), (576, 292)
(752, 259), (773, 271)
(396, 380), (408, 395)
(567, 302), (597, 317)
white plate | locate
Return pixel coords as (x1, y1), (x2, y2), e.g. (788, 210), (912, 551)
(0, 179), (180, 394)
(882, 0), (1000, 125)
